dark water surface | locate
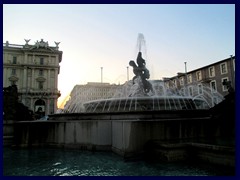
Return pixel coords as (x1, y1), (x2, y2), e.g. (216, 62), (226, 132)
(3, 147), (234, 176)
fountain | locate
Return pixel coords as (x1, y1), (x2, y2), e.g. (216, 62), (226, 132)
(82, 33), (211, 113)
(14, 34), (233, 167)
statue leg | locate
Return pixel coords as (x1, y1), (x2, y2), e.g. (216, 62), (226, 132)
(132, 76), (137, 84)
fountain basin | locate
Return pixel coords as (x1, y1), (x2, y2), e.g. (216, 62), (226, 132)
(15, 109), (212, 156)
(83, 96), (209, 113)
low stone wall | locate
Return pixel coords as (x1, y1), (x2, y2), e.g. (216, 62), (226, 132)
(111, 118), (211, 158)
(190, 143), (235, 167)
(145, 141), (235, 167)
(12, 110), (235, 167)
(14, 120), (112, 151)
(13, 110), (213, 155)
(3, 120), (15, 146)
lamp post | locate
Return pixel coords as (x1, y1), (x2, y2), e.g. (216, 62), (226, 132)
(184, 62), (187, 75)
(101, 67), (103, 83)
(184, 62), (188, 96)
(127, 66), (129, 81)
(230, 55), (235, 89)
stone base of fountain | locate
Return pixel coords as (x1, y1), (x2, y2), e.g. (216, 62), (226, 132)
(83, 96), (209, 113)
(144, 140), (235, 167)
(12, 95), (235, 168)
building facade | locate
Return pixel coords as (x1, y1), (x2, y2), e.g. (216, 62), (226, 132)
(3, 39), (63, 115)
(163, 56), (235, 107)
(64, 82), (121, 112)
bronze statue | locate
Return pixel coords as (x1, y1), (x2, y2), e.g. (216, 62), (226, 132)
(129, 52), (153, 95)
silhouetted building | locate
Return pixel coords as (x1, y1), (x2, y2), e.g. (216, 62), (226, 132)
(163, 56), (235, 107)
(64, 82), (121, 112)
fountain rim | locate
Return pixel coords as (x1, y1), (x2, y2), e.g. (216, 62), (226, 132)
(50, 109), (211, 119)
(83, 96), (201, 105)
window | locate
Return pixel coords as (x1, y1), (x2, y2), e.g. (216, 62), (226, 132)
(198, 84), (203, 95)
(196, 71), (202, 81)
(39, 82), (44, 90)
(179, 77), (184, 85)
(13, 56), (17, 64)
(187, 74), (192, 84)
(40, 58), (44, 65)
(220, 62), (227, 74)
(180, 88), (185, 96)
(210, 80), (217, 92)
(222, 77), (229, 92)
(12, 69), (16, 75)
(188, 86), (193, 96)
(172, 79), (177, 87)
(209, 66), (215, 77)
(39, 69), (43, 76)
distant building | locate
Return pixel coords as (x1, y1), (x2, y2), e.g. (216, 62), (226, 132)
(64, 82), (121, 112)
(163, 56), (235, 107)
(3, 39), (63, 115)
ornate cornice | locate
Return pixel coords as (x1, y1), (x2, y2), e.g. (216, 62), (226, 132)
(19, 91), (61, 97)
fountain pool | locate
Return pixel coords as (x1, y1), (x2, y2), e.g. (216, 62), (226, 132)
(83, 96), (209, 113)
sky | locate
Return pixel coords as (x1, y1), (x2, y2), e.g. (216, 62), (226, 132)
(3, 4), (235, 108)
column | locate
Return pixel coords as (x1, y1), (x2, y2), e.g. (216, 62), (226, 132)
(48, 69), (51, 91)
(54, 98), (57, 113)
(46, 98), (50, 115)
(31, 68), (35, 90)
(3, 68), (7, 87)
(51, 98), (55, 114)
(55, 68), (58, 91)
(55, 56), (58, 66)
(24, 53), (28, 64)
(33, 54), (35, 64)
(23, 67), (27, 90)
(30, 98), (34, 112)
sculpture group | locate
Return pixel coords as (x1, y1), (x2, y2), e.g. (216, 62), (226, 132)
(129, 51), (153, 96)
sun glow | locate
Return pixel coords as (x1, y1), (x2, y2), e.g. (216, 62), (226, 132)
(57, 94), (70, 109)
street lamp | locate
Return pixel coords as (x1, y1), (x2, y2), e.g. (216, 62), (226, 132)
(101, 67), (103, 83)
(184, 62), (187, 74)
(127, 66), (129, 81)
(230, 55), (235, 89)
(184, 62), (188, 96)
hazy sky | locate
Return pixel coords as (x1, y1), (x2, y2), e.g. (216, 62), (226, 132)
(3, 4), (235, 108)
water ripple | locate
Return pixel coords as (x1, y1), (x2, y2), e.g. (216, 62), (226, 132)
(3, 147), (234, 176)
